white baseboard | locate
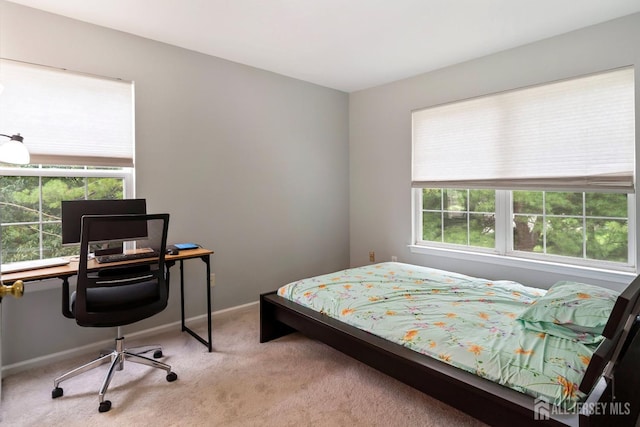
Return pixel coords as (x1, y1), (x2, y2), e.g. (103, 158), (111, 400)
(2, 300), (258, 377)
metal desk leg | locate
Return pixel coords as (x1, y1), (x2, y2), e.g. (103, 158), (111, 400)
(178, 255), (213, 352)
(205, 256), (212, 351)
(179, 260), (186, 332)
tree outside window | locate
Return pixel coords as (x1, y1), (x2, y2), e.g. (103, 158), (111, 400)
(1, 168), (128, 263)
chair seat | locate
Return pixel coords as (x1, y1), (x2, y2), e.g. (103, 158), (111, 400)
(71, 279), (160, 313)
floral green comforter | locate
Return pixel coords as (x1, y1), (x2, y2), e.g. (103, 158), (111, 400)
(278, 262), (598, 409)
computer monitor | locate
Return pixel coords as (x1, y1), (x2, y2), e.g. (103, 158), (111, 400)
(61, 199), (147, 246)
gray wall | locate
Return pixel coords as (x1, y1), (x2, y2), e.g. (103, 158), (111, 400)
(0, 1), (349, 366)
(349, 13), (640, 289)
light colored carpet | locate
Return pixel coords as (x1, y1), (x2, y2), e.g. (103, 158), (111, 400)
(0, 305), (486, 426)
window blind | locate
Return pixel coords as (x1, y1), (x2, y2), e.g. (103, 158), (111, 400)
(0, 59), (134, 167)
(412, 67), (635, 193)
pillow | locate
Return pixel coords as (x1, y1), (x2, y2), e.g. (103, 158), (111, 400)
(517, 281), (619, 342)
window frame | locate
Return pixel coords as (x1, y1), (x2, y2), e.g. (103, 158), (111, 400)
(411, 188), (637, 280)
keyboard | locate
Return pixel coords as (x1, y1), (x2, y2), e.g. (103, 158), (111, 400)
(1, 257), (71, 274)
(96, 251), (160, 264)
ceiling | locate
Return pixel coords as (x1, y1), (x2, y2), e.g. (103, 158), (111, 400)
(7, 0), (640, 92)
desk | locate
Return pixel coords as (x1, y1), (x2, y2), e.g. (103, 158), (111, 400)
(0, 247), (214, 397)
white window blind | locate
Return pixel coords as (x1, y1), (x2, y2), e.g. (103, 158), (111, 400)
(0, 59), (134, 167)
(412, 67), (635, 193)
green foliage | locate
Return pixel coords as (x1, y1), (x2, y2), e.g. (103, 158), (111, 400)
(423, 189), (495, 248)
(1, 174), (124, 263)
(423, 188), (629, 264)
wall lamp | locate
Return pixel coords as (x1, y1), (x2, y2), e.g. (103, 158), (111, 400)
(0, 133), (30, 165)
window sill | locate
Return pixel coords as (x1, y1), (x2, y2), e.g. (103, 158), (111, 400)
(408, 244), (636, 286)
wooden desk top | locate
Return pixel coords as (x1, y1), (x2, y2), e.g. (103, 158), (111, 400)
(1, 247), (214, 284)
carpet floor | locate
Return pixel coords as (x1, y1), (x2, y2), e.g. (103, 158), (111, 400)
(0, 305), (486, 426)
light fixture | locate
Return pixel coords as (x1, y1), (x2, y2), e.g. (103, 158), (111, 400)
(0, 133), (30, 165)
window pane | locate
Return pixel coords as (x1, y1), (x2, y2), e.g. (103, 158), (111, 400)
(513, 214), (543, 252)
(586, 193), (627, 217)
(546, 192), (582, 216)
(443, 189), (467, 213)
(469, 189), (495, 213)
(1, 224), (39, 263)
(440, 189), (468, 245)
(42, 223), (77, 258)
(443, 214), (467, 245)
(42, 177), (86, 219)
(0, 176), (40, 222)
(586, 218), (628, 262)
(513, 191), (542, 214)
(422, 212), (442, 242)
(422, 188), (441, 210)
(546, 217), (583, 258)
(88, 177), (124, 200)
(469, 213), (494, 248)
(469, 190), (494, 248)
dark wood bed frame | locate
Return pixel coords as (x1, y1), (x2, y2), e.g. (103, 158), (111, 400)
(260, 273), (640, 427)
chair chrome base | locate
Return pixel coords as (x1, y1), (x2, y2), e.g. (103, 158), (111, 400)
(99, 344), (164, 364)
(52, 336), (177, 413)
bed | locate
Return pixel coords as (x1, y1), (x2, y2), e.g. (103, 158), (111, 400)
(260, 262), (640, 426)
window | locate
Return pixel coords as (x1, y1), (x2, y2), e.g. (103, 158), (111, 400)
(412, 68), (635, 271)
(0, 59), (135, 264)
(421, 188), (496, 249)
(417, 188), (630, 269)
(0, 166), (133, 263)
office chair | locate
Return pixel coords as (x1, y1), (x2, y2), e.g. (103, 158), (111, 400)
(51, 213), (177, 413)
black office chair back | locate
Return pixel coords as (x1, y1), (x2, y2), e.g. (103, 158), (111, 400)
(75, 213), (170, 327)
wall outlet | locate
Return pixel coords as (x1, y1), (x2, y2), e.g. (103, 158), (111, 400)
(391, 256), (398, 262)
(209, 273), (215, 287)
(369, 251), (375, 262)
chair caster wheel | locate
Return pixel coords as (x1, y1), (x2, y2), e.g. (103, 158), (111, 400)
(153, 350), (163, 358)
(166, 372), (177, 382)
(99, 400), (112, 413)
(52, 387), (63, 399)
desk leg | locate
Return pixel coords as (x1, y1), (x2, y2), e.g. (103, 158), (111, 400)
(205, 256), (212, 352)
(179, 260), (186, 333)
(178, 255), (213, 352)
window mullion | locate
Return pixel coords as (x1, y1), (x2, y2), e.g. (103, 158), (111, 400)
(38, 176), (44, 258)
(629, 193), (636, 269)
(542, 192), (547, 254)
(440, 190), (444, 244)
(494, 190), (509, 255)
(466, 189), (470, 246)
(412, 188), (423, 244)
(583, 193), (587, 260)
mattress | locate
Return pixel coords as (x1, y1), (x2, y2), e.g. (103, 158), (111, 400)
(278, 262), (602, 410)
